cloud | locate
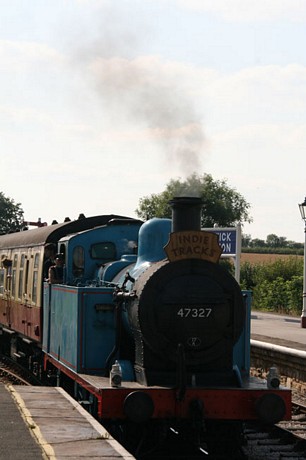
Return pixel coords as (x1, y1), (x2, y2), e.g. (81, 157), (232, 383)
(176, 0), (306, 22)
(0, 40), (64, 69)
(198, 64), (306, 129)
(0, 104), (95, 139)
(212, 122), (306, 153)
(0, 40), (67, 109)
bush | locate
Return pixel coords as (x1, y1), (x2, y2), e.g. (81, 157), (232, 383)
(240, 258), (304, 315)
(240, 262), (261, 290)
(285, 276), (304, 314)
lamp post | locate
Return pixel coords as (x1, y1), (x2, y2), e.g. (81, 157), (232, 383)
(298, 197), (306, 328)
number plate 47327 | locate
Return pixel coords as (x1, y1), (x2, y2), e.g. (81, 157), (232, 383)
(177, 308), (212, 318)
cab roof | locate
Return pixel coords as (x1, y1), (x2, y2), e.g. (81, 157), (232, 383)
(0, 215), (142, 250)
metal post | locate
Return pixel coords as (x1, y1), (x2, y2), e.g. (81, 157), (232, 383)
(235, 222), (241, 283)
(298, 197), (306, 328)
(302, 222), (306, 328)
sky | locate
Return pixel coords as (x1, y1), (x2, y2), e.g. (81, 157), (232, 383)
(1, 0), (306, 242)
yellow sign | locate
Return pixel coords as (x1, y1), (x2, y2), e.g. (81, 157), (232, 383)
(164, 231), (223, 263)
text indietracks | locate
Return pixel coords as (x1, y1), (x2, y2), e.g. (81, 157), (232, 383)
(164, 231), (223, 263)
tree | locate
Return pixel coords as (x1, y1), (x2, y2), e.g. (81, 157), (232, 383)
(135, 173), (252, 227)
(251, 238), (266, 248)
(242, 233), (252, 247)
(278, 236), (288, 247)
(0, 192), (24, 234)
(266, 234), (281, 248)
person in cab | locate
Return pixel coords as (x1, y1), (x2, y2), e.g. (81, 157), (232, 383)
(44, 243), (56, 280)
(48, 253), (64, 284)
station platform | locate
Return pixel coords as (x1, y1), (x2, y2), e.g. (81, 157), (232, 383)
(251, 311), (306, 351)
(0, 384), (134, 460)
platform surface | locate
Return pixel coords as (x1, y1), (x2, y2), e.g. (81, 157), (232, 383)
(0, 384), (134, 460)
(0, 383), (45, 460)
(251, 311), (306, 351)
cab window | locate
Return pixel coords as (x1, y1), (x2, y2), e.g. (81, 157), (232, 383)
(90, 242), (116, 261)
(73, 246), (84, 278)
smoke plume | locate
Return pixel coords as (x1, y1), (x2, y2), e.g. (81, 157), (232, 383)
(79, 6), (206, 176)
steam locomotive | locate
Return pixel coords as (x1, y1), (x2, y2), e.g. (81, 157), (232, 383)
(0, 197), (291, 457)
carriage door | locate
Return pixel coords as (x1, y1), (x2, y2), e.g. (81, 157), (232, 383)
(24, 256), (32, 336)
(0, 265), (6, 325)
(0, 257), (13, 328)
(18, 254), (27, 334)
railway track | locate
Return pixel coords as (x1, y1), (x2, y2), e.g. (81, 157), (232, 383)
(0, 354), (42, 386)
(242, 422), (306, 459)
(242, 395), (306, 458)
(136, 418), (306, 459)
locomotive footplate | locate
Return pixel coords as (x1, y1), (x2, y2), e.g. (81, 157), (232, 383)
(78, 375), (291, 425)
(45, 356), (291, 424)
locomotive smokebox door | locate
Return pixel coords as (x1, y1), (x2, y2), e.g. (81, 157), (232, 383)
(129, 258), (245, 386)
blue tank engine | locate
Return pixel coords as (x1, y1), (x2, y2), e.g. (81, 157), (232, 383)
(0, 199), (291, 457)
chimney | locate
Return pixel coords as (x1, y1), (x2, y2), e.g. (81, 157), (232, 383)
(169, 197), (203, 232)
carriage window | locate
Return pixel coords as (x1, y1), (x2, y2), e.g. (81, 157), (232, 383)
(73, 246), (84, 278)
(34, 253), (39, 269)
(25, 259), (29, 294)
(32, 253), (40, 303)
(91, 242), (116, 260)
(12, 254), (18, 297)
(5, 264), (12, 292)
(18, 254), (25, 299)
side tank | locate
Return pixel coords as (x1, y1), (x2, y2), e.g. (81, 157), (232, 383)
(43, 220), (142, 377)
